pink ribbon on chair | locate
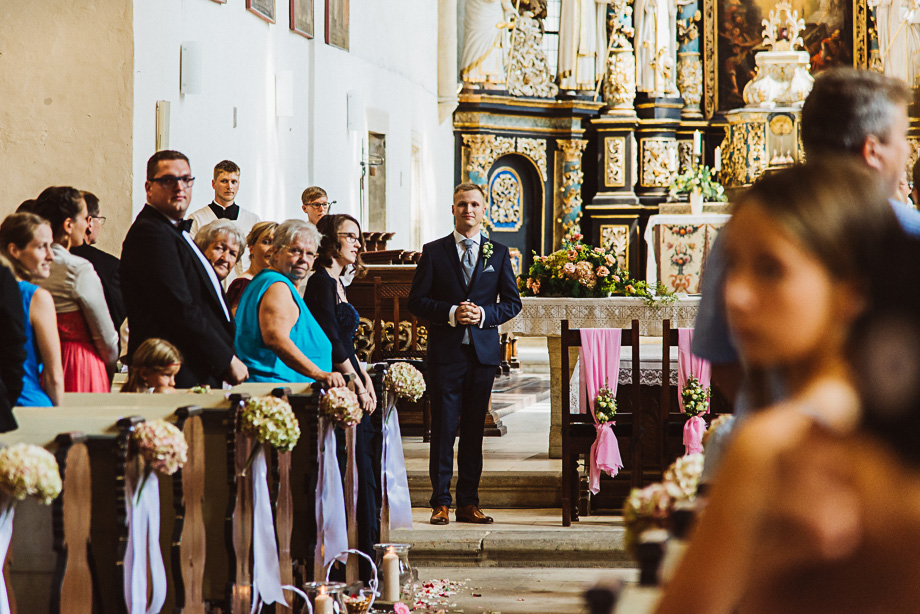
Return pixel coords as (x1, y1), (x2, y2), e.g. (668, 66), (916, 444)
(678, 329), (712, 455)
(579, 329), (624, 494)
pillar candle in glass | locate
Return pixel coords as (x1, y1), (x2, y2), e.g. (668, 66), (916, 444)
(383, 546), (400, 602)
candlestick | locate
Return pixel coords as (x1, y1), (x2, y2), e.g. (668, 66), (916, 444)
(315, 585), (334, 614)
(714, 146), (721, 172)
(693, 130), (702, 156)
(383, 546), (400, 602)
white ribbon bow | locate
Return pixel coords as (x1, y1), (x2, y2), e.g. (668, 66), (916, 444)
(382, 396), (413, 530)
(124, 473), (167, 614)
(315, 419), (348, 571)
(0, 506), (14, 614)
(250, 446), (289, 613)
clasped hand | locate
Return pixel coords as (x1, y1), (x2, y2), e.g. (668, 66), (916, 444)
(456, 300), (481, 326)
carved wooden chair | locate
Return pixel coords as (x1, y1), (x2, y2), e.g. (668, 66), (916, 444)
(560, 319), (642, 527)
(372, 276), (431, 441)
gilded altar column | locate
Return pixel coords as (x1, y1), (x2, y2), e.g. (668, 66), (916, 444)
(676, 2), (703, 119)
(554, 138), (589, 248)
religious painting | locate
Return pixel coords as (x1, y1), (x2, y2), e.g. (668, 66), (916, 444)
(703, 0), (868, 116)
(290, 0), (314, 38)
(326, 0), (349, 50)
(247, 0), (276, 24)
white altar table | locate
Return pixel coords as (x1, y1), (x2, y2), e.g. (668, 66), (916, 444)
(500, 296), (701, 457)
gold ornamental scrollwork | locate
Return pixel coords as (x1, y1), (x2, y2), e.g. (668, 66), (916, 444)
(488, 167), (524, 232)
(604, 137), (627, 187)
(557, 138), (588, 162)
(600, 224), (630, 270)
(461, 134), (547, 184)
(639, 138), (678, 188)
(506, 12), (559, 98)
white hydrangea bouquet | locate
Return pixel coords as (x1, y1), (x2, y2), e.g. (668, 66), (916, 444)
(681, 376), (711, 417)
(383, 362), (426, 402)
(593, 382), (617, 424)
(0, 443), (62, 506)
(134, 419), (188, 477)
(240, 395), (301, 453)
(320, 387), (363, 428)
(623, 453), (704, 556)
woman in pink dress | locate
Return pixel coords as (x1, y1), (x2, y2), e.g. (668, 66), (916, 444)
(32, 187), (118, 392)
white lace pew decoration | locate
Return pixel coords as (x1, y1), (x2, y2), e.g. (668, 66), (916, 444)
(316, 388), (362, 573)
(381, 363), (425, 531)
(0, 443), (62, 614)
(125, 420), (187, 614)
(239, 396), (301, 613)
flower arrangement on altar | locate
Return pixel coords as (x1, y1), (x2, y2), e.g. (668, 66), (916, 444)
(593, 383), (617, 423)
(681, 376), (711, 417)
(0, 444), (62, 505)
(320, 387), (363, 428)
(668, 165), (726, 202)
(384, 362), (426, 402)
(517, 233), (674, 302)
(241, 395), (301, 452)
(133, 420), (188, 476)
(623, 453), (704, 555)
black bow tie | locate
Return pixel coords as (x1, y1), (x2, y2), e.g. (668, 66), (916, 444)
(177, 219), (193, 233)
(209, 203), (240, 221)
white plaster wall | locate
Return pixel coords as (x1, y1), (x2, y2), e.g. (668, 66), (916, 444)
(133, 0), (455, 250)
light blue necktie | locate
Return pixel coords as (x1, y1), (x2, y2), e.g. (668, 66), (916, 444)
(460, 238), (475, 344)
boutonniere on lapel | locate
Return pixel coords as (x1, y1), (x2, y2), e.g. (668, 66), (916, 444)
(482, 240), (494, 270)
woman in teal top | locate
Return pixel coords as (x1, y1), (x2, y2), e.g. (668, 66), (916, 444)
(234, 219), (345, 387)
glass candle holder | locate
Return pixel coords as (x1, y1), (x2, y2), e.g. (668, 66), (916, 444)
(303, 581), (347, 614)
(373, 543), (415, 605)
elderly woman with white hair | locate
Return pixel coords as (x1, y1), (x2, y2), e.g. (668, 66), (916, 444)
(233, 219), (345, 386)
(194, 219), (245, 285)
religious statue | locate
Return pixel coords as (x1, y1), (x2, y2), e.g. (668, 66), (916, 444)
(634, 0), (688, 95)
(742, 2), (814, 107)
(558, 0), (611, 92)
(869, 0), (920, 86)
(460, 0), (516, 86)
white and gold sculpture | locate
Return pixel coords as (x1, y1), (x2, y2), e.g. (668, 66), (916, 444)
(741, 2), (814, 108)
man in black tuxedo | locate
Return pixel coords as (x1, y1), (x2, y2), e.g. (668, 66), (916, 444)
(121, 150), (248, 388)
(71, 191), (126, 333)
(0, 263), (25, 431)
(408, 182), (522, 525)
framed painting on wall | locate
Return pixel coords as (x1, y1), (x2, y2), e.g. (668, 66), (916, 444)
(247, 0), (276, 23)
(290, 0), (314, 38)
(703, 0), (869, 117)
(326, 0), (349, 50)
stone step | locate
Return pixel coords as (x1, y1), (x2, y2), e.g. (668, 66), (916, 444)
(391, 509), (631, 568)
(408, 471), (561, 508)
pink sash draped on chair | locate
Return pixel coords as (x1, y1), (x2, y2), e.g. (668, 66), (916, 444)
(677, 329), (712, 455)
(579, 329), (624, 495)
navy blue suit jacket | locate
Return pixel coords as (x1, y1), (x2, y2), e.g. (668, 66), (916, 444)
(408, 234), (522, 366)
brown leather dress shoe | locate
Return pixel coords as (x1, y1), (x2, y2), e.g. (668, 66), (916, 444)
(430, 505), (450, 525)
(455, 504), (494, 524)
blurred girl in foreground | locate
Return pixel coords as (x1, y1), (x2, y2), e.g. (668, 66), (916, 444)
(656, 159), (911, 614)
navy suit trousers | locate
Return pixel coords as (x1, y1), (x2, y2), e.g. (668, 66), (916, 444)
(428, 345), (497, 508)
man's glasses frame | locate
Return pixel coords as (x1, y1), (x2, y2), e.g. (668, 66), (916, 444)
(150, 175), (196, 188)
(305, 200), (335, 211)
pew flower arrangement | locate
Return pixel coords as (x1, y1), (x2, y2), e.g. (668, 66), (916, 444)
(702, 414), (735, 449)
(681, 376), (711, 417)
(593, 383), (617, 423)
(133, 420), (188, 476)
(0, 443), (62, 505)
(623, 453), (704, 555)
(516, 233), (675, 304)
(384, 362), (426, 402)
(320, 387), (363, 428)
(241, 395), (301, 453)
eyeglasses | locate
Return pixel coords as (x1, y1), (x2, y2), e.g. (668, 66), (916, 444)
(286, 246), (317, 259)
(91, 216), (106, 226)
(150, 175), (196, 188)
(305, 200), (335, 211)
(338, 233), (361, 245)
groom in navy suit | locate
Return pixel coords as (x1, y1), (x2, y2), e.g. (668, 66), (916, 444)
(408, 183), (522, 525)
